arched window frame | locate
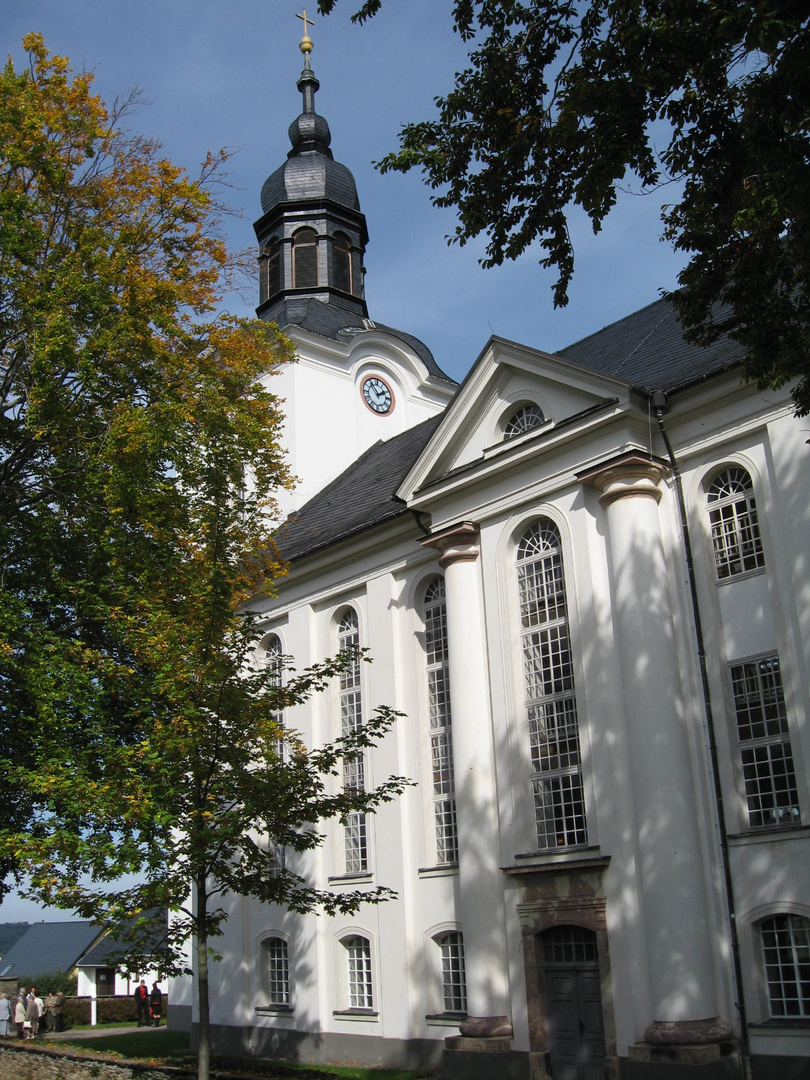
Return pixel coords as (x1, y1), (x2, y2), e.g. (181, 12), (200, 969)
(265, 237), (282, 300)
(292, 227), (318, 289)
(263, 634), (287, 876)
(337, 608), (368, 875)
(332, 232), (353, 294)
(258, 933), (293, 1011)
(515, 518), (588, 851)
(433, 930), (467, 1016)
(705, 465), (765, 581)
(336, 933), (375, 1014)
(503, 402), (545, 440)
(422, 576), (458, 865)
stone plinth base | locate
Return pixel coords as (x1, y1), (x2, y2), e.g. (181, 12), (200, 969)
(623, 1015), (738, 1076)
(624, 1040), (740, 1079)
(445, 1035), (512, 1053)
(629, 1041), (729, 1065)
(442, 1047), (529, 1080)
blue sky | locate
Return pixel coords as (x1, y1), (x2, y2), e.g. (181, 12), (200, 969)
(1, 0), (686, 921)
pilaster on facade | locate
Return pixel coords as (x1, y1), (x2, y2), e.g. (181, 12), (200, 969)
(580, 452), (733, 1060)
(421, 522), (511, 1037)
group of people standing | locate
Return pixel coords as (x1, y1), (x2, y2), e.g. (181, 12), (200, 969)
(0, 987), (64, 1039)
(133, 979), (163, 1027)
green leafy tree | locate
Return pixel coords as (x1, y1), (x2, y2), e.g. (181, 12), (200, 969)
(320, 0), (810, 415)
(0, 36), (409, 1080)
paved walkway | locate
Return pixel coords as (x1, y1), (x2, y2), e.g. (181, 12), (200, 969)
(44, 1025), (171, 1041)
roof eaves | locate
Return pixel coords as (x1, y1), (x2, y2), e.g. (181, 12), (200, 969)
(283, 500), (412, 566)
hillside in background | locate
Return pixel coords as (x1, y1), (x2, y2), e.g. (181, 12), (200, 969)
(0, 922), (31, 957)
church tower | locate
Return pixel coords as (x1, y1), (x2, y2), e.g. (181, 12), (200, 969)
(254, 21), (368, 331)
(254, 21), (456, 517)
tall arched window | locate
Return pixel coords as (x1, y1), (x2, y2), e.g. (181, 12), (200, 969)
(516, 520), (587, 849)
(706, 467), (765, 579)
(760, 914), (810, 1017)
(266, 238), (282, 299)
(333, 232), (353, 294)
(423, 577), (457, 864)
(292, 227), (318, 288)
(436, 931), (467, 1014)
(343, 935), (373, 1010)
(264, 635), (286, 875)
(261, 936), (290, 1007)
(339, 610), (367, 874)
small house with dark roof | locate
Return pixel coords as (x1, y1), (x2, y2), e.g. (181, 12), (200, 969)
(177, 24), (810, 1080)
(0, 921), (102, 981)
(76, 908), (170, 1007)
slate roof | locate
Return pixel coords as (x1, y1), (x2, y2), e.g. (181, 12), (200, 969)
(558, 295), (745, 392)
(276, 415), (442, 562)
(264, 296), (456, 385)
(0, 921), (101, 978)
(78, 909), (168, 969)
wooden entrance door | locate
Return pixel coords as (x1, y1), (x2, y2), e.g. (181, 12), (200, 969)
(542, 926), (606, 1080)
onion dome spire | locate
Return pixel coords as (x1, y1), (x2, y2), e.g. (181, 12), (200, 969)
(254, 9), (369, 326)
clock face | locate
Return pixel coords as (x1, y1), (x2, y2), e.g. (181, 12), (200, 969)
(361, 375), (394, 415)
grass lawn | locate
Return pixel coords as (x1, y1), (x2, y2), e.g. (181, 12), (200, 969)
(50, 1029), (190, 1059)
(48, 1029), (436, 1079)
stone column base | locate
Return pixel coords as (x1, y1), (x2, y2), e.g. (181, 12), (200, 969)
(629, 1041), (733, 1066)
(445, 1034), (513, 1053)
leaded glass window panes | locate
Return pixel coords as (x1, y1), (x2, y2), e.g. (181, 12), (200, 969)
(339, 610), (367, 872)
(730, 655), (800, 829)
(424, 577), (458, 864)
(437, 932), (467, 1013)
(263, 937), (290, 1006)
(707, 467), (765, 579)
(504, 404), (544, 439)
(333, 233), (353, 294)
(517, 520), (587, 849)
(344, 936), (373, 1009)
(760, 915), (810, 1018)
(292, 227), (318, 288)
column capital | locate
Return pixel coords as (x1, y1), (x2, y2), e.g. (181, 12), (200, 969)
(421, 521), (480, 568)
(578, 451), (669, 509)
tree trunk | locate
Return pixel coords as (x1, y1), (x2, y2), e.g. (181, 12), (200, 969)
(195, 879), (210, 1080)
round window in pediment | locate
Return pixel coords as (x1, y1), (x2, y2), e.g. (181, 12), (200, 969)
(504, 403), (544, 439)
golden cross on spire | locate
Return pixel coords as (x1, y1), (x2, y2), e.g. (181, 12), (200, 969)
(296, 9), (314, 55)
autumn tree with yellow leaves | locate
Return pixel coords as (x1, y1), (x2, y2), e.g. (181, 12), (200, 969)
(0, 37), (406, 1080)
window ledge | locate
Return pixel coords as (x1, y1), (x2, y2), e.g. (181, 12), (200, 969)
(418, 864), (459, 879)
(728, 825), (809, 845)
(715, 567), (766, 587)
(255, 1005), (294, 1016)
(749, 1020), (810, 1034)
(328, 872), (374, 884)
(333, 1009), (378, 1021)
(426, 1012), (467, 1027)
(503, 847), (607, 876)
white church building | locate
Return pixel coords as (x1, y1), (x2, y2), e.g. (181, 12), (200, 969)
(169, 34), (810, 1080)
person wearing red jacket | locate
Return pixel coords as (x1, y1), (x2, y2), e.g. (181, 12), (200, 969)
(133, 980), (149, 1026)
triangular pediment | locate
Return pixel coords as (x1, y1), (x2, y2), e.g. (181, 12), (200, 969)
(396, 335), (634, 503)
